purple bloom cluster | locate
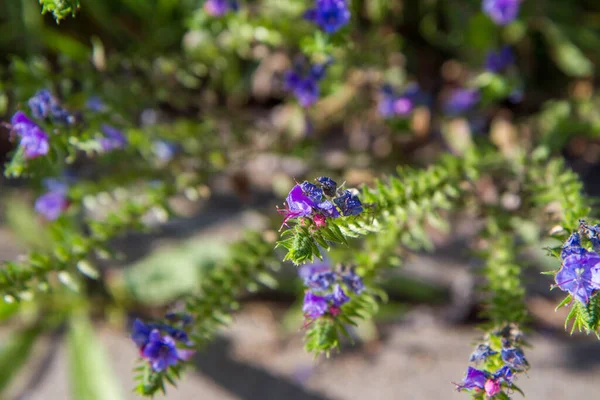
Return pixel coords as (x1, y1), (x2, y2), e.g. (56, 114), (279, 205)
(444, 88), (480, 115)
(485, 46), (515, 73)
(482, 0), (520, 26)
(304, 0), (350, 34)
(284, 60), (331, 107)
(204, 0), (238, 16)
(28, 89), (75, 124)
(277, 177), (363, 229)
(10, 111), (50, 159)
(100, 124), (127, 152)
(378, 85), (415, 119)
(553, 224), (600, 304)
(300, 262), (365, 321)
(35, 179), (70, 221)
(456, 330), (528, 397)
(131, 317), (195, 372)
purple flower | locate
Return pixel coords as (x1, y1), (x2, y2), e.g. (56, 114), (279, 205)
(278, 184), (316, 227)
(86, 96), (105, 112)
(301, 182), (324, 203)
(444, 89), (480, 115)
(341, 268), (365, 294)
(141, 330), (195, 372)
(378, 85), (414, 119)
(100, 124), (127, 151)
(305, 271), (337, 291)
(469, 344), (497, 364)
(501, 348), (528, 370)
(131, 319), (154, 348)
(28, 89), (75, 124)
(299, 261), (332, 282)
(158, 324), (194, 346)
(316, 176), (337, 197)
(333, 190), (363, 216)
(455, 367), (487, 392)
(204, 0), (238, 16)
(284, 61), (331, 108)
(304, 0), (350, 34)
(327, 284), (350, 307)
(35, 191), (69, 221)
(561, 232), (587, 259)
(302, 291), (329, 319)
(10, 111), (50, 159)
(316, 200), (340, 218)
(493, 365), (514, 383)
(555, 252), (600, 304)
(482, 0), (520, 26)
(485, 46), (515, 73)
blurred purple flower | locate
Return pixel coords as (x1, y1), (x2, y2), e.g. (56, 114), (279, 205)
(555, 252), (600, 304)
(444, 89), (480, 115)
(131, 319), (155, 348)
(10, 111), (50, 159)
(485, 46), (515, 73)
(86, 96), (105, 112)
(302, 291), (329, 319)
(341, 268), (365, 294)
(278, 184), (316, 227)
(469, 344), (497, 364)
(304, 0), (350, 34)
(204, 0), (238, 16)
(482, 0), (520, 26)
(100, 124), (127, 151)
(284, 60), (331, 107)
(153, 140), (178, 162)
(35, 191), (69, 221)
(501, 348), (528, 370)
(378, 85), (414, 119)
(327, 284), (350, 307)
(141, 330), (195, 372)
(455, 367), (487, 392)
(28, 89), (75, 124)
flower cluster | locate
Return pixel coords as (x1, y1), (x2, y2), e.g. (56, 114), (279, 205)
(10, 111), (50, 159)
(485, 46), (515, 73)
(482, 0), (520, 26)
(300, 261), (364, 322)
(277, 177), (363, 229)
(131, 316), (195, 372)
(444, 88), (480, 115)
(35, 179), (70, 221)
(284, 60), (331, 107)
(378, 84), (416, 119)
(303, 0), (350, 34)
(27, 89), (75, 125)
(99, 124), (127, 152)
(204, 0), (238, 17)
(553, 222), (600, 304)
(455, 326), (528, 398)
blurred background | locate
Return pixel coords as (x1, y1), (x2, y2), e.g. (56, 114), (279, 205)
(1, 0), (600, 398)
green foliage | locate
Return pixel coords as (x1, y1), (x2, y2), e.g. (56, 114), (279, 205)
(68, 313), (124, 400)
(39, 0), (81, 23)
(0, 326), (42, 395)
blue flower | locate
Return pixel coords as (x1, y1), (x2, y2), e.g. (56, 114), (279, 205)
(284, 60), (331, 107)
(158, 324), (194, 346)
(555, 252), (600, 304)
(131, 319), (154, 348)
(305, 271), (337, 291)
(444, 89), (480, 115)
(469, 344), (498, 364)
(299, 261), (332, 282)
(581, 222), (600, 252)
(316, 200), (340, 218)
(278, 184), (316, 227)
(327, 284), (350, 307)
(11, 111), (50, 159)
(482, 0), (520, 26)
(316, 176), (337, 197)
(493, 365), (514, 383)
(302, 291), (329, 319)
(28, 89), (75, 124)
(100, 124), (127, 151)
(304, 0), (350, 34)
(301, 181), (324, 203)
(485, 46), (515, 73)
(35, 190), (69, 221)
(455, 367), (488, 392)
(561, 232), (587, 259)
(341, 268), (365, 294)
(204, 0), (238, 16)
(141, 330), (195, 372)
(378, 85), (414, 119)
(501, 348), (528, 370)
(86, 96), (106, 112)
(333, 190), (363, 216)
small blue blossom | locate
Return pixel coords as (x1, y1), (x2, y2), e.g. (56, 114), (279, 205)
(10, 111), (50, 159)
(304, 0), (350, 34)
(299, 261), (332, 282)
(86, 96), (106, 112)
(316, 200), (340, 218)
(327, 284), (350, 307)
(35, 189), (69, 221)
(455, 367), (487, 392)
(341, 268), (365, 294)
(501, 348), (528, 370)
(444, 89), (480, 115)
(555, 252), (600, 304)
(302, 291), (329, 319)
(316, 177), (337, 197)
(482, 0), (520, 26)
(100, 124), (127, 151)
(158, 324), (194, 346)
(378, 85), (414, 119)
(469, 344), (498, 364)
(131, 319), (154, 348)
(493, 365), (514, 383)
(278, 184), (316, 227)
(204, 0), (238, 16)
(141, 330), (195, 372)
(561, 232), (587, 259)
(485, 46), (515, 73)
(284, 60), (331, 108)
(301, 181), (324, 203)
(305, 271), (337, 291)
(28, 89), (75, 124)
(333, 190), (363, 216)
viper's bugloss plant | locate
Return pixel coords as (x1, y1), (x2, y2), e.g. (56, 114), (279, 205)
(3, 0), (600, 399)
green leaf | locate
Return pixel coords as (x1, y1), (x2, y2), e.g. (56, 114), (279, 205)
(541, 21), (594, 77)
(0, 326), (42, 394)
(68, 314), (124, 400)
